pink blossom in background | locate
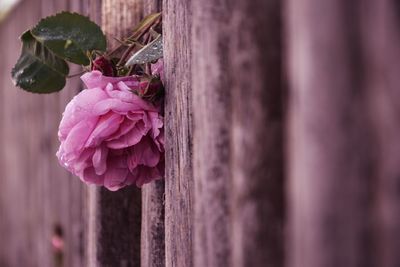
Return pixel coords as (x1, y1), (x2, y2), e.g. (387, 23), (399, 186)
(51, 236), (64, 251)
(151, 59), (164, 81)
(56, 70), (164, 191)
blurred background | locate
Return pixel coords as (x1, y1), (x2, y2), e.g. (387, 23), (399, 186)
(0, 0), (86, 266)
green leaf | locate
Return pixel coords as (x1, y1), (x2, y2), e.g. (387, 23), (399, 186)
(31, 12), (106, 65)
(11, 31), (69, 93)
(125, 35), (163, 66)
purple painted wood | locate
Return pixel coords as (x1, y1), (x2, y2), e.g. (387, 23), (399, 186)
(286, 0), (400, 266)
(86, 1), (143, 266)
(192, 0), (285, 266)
(163, 0), (194, 266)
(2, 0), (399, 266)
(140, 2), (166, 267)
(361, 1), (400, 266)
(0, 0), (86, 266)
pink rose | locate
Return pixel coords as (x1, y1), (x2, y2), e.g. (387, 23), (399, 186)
(56, 70), (164, 191)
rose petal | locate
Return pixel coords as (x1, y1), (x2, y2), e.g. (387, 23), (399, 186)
(82, 167), (104, 185)
(103, 160), (129, 191)
(62, 119), (97, 159)
(133, 166), (162, 187)
(154, 130), (165, 152)
(92, 145), (108, 175)
(59, 89), (107, 140)
(81, 70), (140, 89)
(127, 137), (160, 171)
(106, 117), (137, 141)
(103, 81), (142, 103)
(127, 111), (145, 121)
(73, 147), (95, 174)
(85, 113), (122, 147)
(93, 99), (138, 115)
(148, 111), (163, 139)
(106, 120), (149, 149)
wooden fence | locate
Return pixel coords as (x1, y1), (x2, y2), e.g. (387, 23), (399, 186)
(0, 0), (399, 266)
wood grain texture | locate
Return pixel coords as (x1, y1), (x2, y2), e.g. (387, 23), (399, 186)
(0, 0), (86, 266)
(102, 0), (143, 46)
(86, 1), (144, 266)
(361, 1), (400, 266)
(5, 1), (400, 266)
(192, 0), (285, 266)
(228, 1), (285, 266)
(286, 1), (376, 267)
(140, 1), (165, 267)
(92, 186), (142, 267)
(141, 180), (165, 267)
(192, 1), (232, 266)
(163, 0), (194, 266)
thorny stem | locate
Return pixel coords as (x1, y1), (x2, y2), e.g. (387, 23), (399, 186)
(117, 43), (137, 66)
(69, 15), (162, 80)
(128, 16), (161, 43)
(115, 20), (159, 76)
(127, 65), (135, 76)
(115, 17), (162, 66)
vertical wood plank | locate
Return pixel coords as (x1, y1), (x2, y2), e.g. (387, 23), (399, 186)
(192, 0), (285, 266)
(192, 1), (232, 265)
(86, 1), (143, 266)
(163, 0), (194, 265)
(140, 1), (165, 267)
(362, 1), (400, 266)
(141, 180), (165, 267)
(286, 1), (375, 267)
(0, 0), (87, 266)
(229, 1), (285, 266)
(90, 186), (142, 267)
(102, 0), (143, 46)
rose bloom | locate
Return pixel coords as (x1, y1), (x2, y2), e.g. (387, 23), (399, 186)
(56, 70), (164, 191)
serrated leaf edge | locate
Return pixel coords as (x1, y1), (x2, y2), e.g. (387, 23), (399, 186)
(30, 11), (106, 65)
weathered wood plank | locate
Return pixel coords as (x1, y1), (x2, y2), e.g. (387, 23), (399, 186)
(0, 0), (86, 266)
(141, 180), (165, 267)
(163, 0), (194, 266)
(361, 1), (400, 266)
(102, 0), (143, 46)
(192, 1), (233, 265)
(90, 186), (142, 267)
(140, 1), (165, 267)
(192, 0), (285, 266)
(286, 1), (376, 267)
(228, 1), (285, 266)
(86, 1), (143, 266)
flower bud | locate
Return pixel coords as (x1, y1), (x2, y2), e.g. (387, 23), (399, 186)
(91, 56), (115, 77)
